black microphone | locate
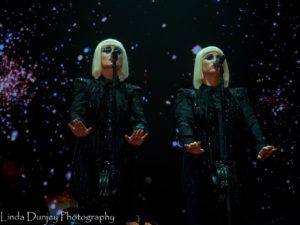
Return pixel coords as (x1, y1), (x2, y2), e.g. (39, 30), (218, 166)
(112, 49), (121, 60)
(214, 55), (226, 66)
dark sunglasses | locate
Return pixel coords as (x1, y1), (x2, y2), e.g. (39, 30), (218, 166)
(204, 53), (221, 61)
(102, 46), (122, 55)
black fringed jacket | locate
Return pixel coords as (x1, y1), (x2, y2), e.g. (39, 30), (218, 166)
(174, 84), (267, 196)
(69, 76), (148, 200)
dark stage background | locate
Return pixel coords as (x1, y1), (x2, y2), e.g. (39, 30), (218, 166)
(0, 0), (299, 224)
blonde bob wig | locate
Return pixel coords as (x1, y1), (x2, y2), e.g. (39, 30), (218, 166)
(92, 38), (129, 82)
(193, 46), (230, 89)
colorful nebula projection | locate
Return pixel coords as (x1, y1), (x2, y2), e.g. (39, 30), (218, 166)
(0, 0), (299, 224)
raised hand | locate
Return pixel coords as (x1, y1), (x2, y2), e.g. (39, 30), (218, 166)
(68, 119), (92, 138)
(257, 145), (277, 160)
(125, 129), (148, 146)
(184, 141), (204, 155)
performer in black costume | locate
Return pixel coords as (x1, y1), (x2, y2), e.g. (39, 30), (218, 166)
(174, 46), (276, 225)
(68, 38), (149, 224)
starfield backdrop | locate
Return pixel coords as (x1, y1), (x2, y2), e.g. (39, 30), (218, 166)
(0, 0), (299, 224)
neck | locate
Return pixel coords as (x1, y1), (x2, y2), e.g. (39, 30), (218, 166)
(202, 74), (221, 87)
(101, 68), (114, 80)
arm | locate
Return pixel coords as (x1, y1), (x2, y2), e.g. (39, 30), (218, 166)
(236, 88), (267, 152)
(68, 77), (92, 137)
(174, 88), (196, 145)
(235, 88), (276, 159)
(124, 86), (149, 145)
(174, 89), (204, 155)
(129, 86), (149, 132)
(69, 77), (90, 122)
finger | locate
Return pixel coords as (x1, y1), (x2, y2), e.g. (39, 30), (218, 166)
(136, 129), (143, 136)
(267, 145), (276, 151)
(194, 147), (204, 154)
(69, 120), (75, 126)
(137, 129), (144, 137)
(190, 143), (196, 148)
(134, 131), (143, 139)
(184, 144), (190, 150)
(68, 123), (75, 130)
(192, 142), (199, 148)
(141, 133), (148, 140)
(132, 130), (138, 137)
(73, 121), (82, 129)
(193, 141), (199, 146)
(124, 134), (131, 142)
(257, 154), (262, 160)
(197, 149), (203, 154)
(77, 121), (86, 129)
(74, 119), (80, 126)
(265, 148), (276, 154)
(86, 127), (92, 134)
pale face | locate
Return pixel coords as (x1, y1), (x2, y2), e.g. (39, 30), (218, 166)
(101, 45), (123, 69)
(202, 51), (221, 75)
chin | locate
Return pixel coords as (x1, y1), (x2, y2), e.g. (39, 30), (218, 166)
(103, 63), (113, 67)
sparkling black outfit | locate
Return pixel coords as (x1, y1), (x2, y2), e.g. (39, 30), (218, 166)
(174, 84), (267, 225)
(69, 76), (148, 223)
